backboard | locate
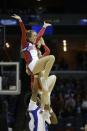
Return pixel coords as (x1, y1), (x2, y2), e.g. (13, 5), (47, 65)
(0, 62), (20, 95)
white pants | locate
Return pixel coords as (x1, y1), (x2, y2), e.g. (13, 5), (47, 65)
(40, 75), (56, 108)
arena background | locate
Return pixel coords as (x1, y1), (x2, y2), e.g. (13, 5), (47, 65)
(0, 0), (87, 131)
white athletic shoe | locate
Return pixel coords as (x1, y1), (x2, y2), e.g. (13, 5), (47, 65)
(43, 110), (51, 124)
(8, 127), (13, 131)
(39, 77), (48, 91)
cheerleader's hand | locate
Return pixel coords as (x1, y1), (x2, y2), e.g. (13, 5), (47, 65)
(11, 14), (22, 21)
(43, 21), (52, 28)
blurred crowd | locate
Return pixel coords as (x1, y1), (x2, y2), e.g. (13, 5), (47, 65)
(51, 78), (87, 130)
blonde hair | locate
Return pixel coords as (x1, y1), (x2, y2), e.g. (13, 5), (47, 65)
(26, 30), (37, 41)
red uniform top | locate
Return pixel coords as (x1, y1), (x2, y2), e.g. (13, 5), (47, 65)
(19, 21), (50, 64)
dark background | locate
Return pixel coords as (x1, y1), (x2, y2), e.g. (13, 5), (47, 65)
(0, 0), (87, 14)
(0, 1), (87, 131)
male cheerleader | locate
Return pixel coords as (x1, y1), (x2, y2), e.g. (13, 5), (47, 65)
(27, 77), (58, 131)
